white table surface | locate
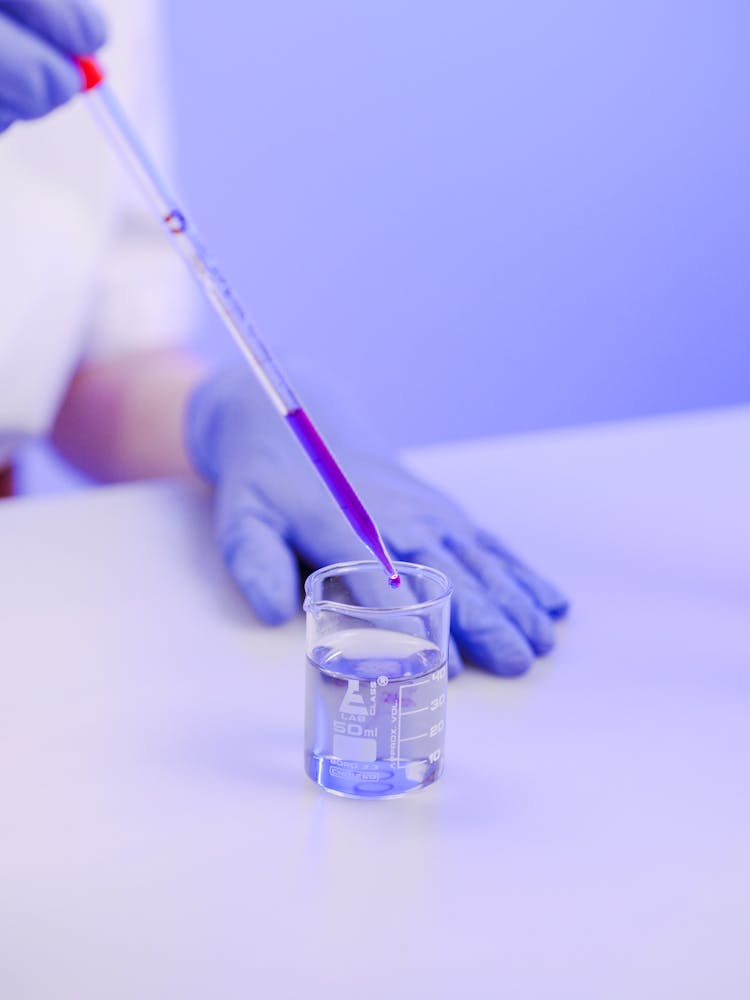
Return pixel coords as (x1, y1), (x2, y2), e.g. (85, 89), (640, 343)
(1, 407), (749, 999)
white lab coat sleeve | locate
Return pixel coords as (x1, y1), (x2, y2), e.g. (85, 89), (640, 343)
(82, 0), (198, 362)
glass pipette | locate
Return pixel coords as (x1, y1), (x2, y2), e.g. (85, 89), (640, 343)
(74, 57), (400, 587)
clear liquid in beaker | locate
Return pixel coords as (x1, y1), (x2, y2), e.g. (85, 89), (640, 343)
(304, 627), (447, 798)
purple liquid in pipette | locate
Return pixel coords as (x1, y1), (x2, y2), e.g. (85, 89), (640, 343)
(286, 407), (400, 587)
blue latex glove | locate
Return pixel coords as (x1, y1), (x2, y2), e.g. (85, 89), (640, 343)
(0, 0), (107, 132)
(187, 365), (569, 678)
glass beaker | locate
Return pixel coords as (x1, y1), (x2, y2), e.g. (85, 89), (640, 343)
(303, 561), (452, 798)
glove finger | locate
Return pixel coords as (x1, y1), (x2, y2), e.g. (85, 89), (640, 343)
(397, 542), (535, 677)
(216, 479), (300, 625)
(444, 536), (555, 655)
(0, 13), (81, 120)
(0, 1), (107, 55)
(476, 530), (569, 619)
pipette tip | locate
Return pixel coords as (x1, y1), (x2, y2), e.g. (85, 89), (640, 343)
(389, 573), (401, 589)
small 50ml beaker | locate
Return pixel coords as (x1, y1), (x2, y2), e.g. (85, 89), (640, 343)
(304, 561), (452, 798)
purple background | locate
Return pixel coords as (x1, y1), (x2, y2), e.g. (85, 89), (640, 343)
(164, 0), (749, 447)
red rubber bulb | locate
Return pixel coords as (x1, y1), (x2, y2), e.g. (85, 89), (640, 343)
(75, 55), (105, 91)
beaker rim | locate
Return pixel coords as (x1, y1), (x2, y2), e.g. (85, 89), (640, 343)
(304, 560), (453, 615)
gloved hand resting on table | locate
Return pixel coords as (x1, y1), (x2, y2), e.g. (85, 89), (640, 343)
(0, 0), (107, 132)
(187, 365), (568, 677)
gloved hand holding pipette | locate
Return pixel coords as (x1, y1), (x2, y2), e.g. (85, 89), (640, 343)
(0, 0), (568, 678)
(0, 0), (106, 130)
